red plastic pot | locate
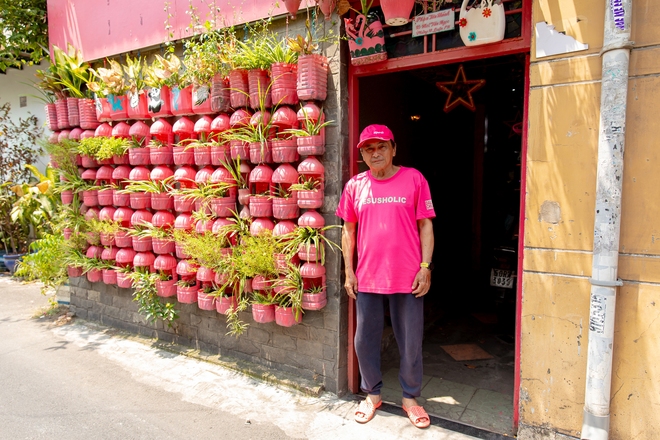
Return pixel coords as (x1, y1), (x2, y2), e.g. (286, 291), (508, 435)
(80, 155), (99, 168)
(87, 268), (103, 283)
(114, 231), (133, 248)
(275, 306), (302, 327)
(151, 193), (174, 211)
(102, 268), (118, 285)
(216, 295), (237, 315)
(132, 236), (152, 252)
(297, 189), (324, 209)
(126, 91), (150, 119)
(67, 97), (80, 127)
(55, 98), (70, 129)
(197, 291), (216, 310)
(171, 85), (193, 116)
(95, 96), (111, 122)
(192, 84), (213, 114)
(173, 195), (194, 213)
(302, 291), (327, 311)
(147, 86), (173, 118)
(297, 54), (328, 102)
(272, 197), (299, 220)
(230, 140), (250, 161)
(82, 190), (98, 207)
(152, 210), (175, 228)
(152, 238), (175, 254)
(249, 196), (273, 217)
(129, 147), (151, 166)
(228, 69), (249, 108)
(211, 75), (231, 113)
(108, 94), (128, 120)
(248, 68), (272, 109)
(99, 232), (115, 247)
(173, 146), (195, 165)
(252, 303), (276, 323)
(249, 141), (273, 164)
(129, 192), (152, 210)
(177, 284), (198, 303)
(250, 218), (275, 236)
(79, 98), (100, 130)
(150, 146), (174, 165)
(116, 271), (134, 288)
(45, 103), (59, 131)
(297, 134), (325, 156)
(272, 139), (299, 163)
(61, 190), (74, 205)
(156, 279), (177, 297)
(271, 63), (298, 106)
(67, 266), (83, 278)
(380, 0), (415, 26)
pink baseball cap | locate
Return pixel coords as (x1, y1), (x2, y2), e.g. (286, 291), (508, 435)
(357, 124), (395, 149)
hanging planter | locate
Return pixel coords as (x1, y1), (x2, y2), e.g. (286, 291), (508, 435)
(147, 85), (173, 118)
(95, 96), (111, 122)
(211, 74), (231, 113)
(302, 288), (327, 311)
(297, 54), (328, 102)
(249, 141), (273, 164)
(116, 271), (134, 288)
(317, 0), (336, 21)
(197, 290), (216, 311)
(126, 90), (150, 119)
(78, 98), (100, 130)
(67, 97), (80, 127)
(248, 69), (272, 109)
(151, 193), (174, 211)
(272, 139), (299, 163)
(459, 0), (506, 47)
(345, 13), (387, 66)
(177, 283), (199, 303)
(272, 197), (299, 220)
(216, 295), (237, 315)
(156, 279), (178, 297)
(61, 190), (74, 205)
(380, 0), (415, 26)
(87, 268), (103, 283)
(271, 63), (298, 106)
(55, 98), (70, 129)
(67, 266), (83, 278)
(296, 134), (325, 156)
(230, 140), (250, 161)
(45, 103), (59, 131)
(107, 94), (128, 120)
(152, 238), (175, 254)
(283, 0), (302, 17)
(275, 306), (302, 327)
(192, 84), (213, 114)
(102, 268), (118, 285)
(170, 85), (194, 116)
(228, 69), (249, 108)
(252, 303), (276, 323)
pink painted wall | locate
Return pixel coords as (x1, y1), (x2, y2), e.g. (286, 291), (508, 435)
(47, 0), (305, 61)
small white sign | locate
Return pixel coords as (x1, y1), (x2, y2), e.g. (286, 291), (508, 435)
(412, 9), (455, 38)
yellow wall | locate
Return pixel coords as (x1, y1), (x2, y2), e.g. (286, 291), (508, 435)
(522, 0), (660, 438)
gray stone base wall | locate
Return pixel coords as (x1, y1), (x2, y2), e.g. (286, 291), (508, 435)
(68, 275), (346, 395)
(517, 423), (579, 440)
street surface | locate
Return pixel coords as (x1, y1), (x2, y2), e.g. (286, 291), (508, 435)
(0, 276), (479, 440)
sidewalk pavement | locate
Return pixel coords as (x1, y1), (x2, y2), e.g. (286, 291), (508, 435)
(1, 276), (484, 440)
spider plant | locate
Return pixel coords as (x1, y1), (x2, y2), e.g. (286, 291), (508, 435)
(279, 225), (341, 265)
(117, 177), (174, 194)
(282, 107), (334, 137)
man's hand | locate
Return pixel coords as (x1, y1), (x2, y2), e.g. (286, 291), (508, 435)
(411, 268), (431, 298)
(345, 271), (358, 300)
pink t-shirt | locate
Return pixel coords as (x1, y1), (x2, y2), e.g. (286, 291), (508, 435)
(336, 166), (435, 294)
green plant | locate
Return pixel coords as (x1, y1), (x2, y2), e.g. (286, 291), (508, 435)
(0, 102), (44, 184)
(283, 107), (334, 137)
(272, 265), (303, 319)
(96, 137), (130, 161)
(176, 277), (197, 288)
(123, 54), (148, 95)
(144, 53), (185, 88)
(14, 232), (67, 293)
(288, 175), (322, 191)
(0, 0), (48, 71)
(219, 157), (248, 189)
(280, 225), (341, 265)
(183, 26), (234, 85)
(43, 138), (79, 182)
(130, 224), (171, 240)
(118, 178), (173, 194)
(52, 44), (93, 98)
(77, 136), (104, 158)
(87, 219), (122, 235)
(251, 291), (277, 305)
(174, 229), (230, 270)
(127, 267), (179, 326)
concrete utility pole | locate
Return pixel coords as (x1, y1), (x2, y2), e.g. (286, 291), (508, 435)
(581, 1), (632, 439)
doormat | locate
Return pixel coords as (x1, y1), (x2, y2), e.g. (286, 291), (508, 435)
(440, 344), (494, 361)
(471, 313), (498, 324)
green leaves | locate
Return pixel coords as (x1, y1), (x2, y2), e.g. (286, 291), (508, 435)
(0, 0), (48, 72)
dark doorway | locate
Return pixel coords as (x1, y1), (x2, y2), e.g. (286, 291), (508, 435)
(357, 55), (524, 435)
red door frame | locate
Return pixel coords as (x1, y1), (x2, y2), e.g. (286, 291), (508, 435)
(346, 3), (532, 430)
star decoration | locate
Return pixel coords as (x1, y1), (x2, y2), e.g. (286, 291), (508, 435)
(435, 65), (486, 112)
(503, 111), (524, 138)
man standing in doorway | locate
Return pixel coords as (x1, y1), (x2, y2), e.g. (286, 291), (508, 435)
(336, 124), (435, 429)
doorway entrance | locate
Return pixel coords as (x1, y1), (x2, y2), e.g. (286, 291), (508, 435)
(356, 55), (525, 435)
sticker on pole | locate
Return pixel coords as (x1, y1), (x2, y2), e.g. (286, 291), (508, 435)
(589, 294), (616, 335)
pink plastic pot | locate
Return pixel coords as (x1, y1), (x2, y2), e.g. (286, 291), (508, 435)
(249, 141), (273, 164)
(173, 195), (194, 213)
(173, 146), (195, 165)
(97, 189), (114, 206)
(61, 190), (74, 205)
(211, 75), (231, 113)
(132, 236), (152, 252)
(80, 155), (99, 168)
(248, 69), (272, 109)
(79, 98), (100, 130)
(272, 139), (299, 163)
(116, 271), (134, 288)
(107, 94), (128, 120)
(151, 193), (174, 211)
(271, 63), (298, 106)
(193, 146), (212, 166)
(250, 218), (275, 236)
(156, 279), (177, 297)
(380, 0), (415, 26)
(150, 146), (174, 165)
(275, 306), (302, 327)
(228, 69), (249, 108)
(302, 290), (327, 311)
(272, 197), (299, 220)
(113, 191), (130, 207)
(99, 232), (115, 247)
(197, 291), (216, 310)
(297, 189), (324, 209)
(297, 134), (325, 156)
(128, 147), (151, 166)
(82, 190), (98, 207)
(210, 197), (236, 218)
(45, 103), (59, 131)
(298, 243), (324, 262)
(171, 85), (193, 116)
(114, 231), (133, 248)
(55, 98), (70, 129)
(249, 196), (273, 218)
(95, 96), (111, 122)
(230, 140), (249, 161)
(126, 91), (150, 119)
(102, 268), (118, 285)
(216, 295), (237, 315)
(67, 266), (83, 278)
(67, 97), (80, 127)
(128, 193), (151, 210)
(147, 86), (173, 118)
(87, 268), (103, 283)
(113, 207), (134, 228)
(152, 238), (175, 255)
(151, 210), (175, 228)
(210, 144), (231, 166)
(192, 84), (213, 114)
(252, 303), (276, 323)
(297, 54), (328, 102)
(196, 266), (215, 282)
(298, 209), (325, 228)
(238, 188), (251, 206)
(177, 284), (198, 303)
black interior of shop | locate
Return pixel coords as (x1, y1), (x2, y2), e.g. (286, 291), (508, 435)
(358, 54), (524, 397)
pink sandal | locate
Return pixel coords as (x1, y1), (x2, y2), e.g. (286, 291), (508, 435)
(354, 398), (382, 423)
(403, 405), (431, 429)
